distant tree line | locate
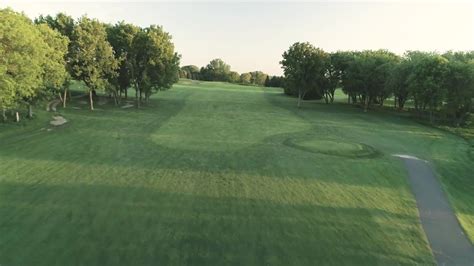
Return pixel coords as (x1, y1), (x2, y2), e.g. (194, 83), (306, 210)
(281, 42), (474, 126)
(179, 59), (284, 88)
(0, 8), (180, 122)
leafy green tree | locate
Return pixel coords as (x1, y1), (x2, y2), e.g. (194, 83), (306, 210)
(0, 9), (48, 121)
(339, 50), (398, 111)
(250, 71), (268, 86)
(369, 50), (399, 107)
(281, 42), (329, 107)
(229, 71), (240, 83)
(265, 76), (285, 88)
(320, 54), (341, 103)
(130, 25), (180, 107)
(200, 59), (231, 81)
(331, 51), (359, 103)
(240, 73), (252, 85)
(106, 21), (140, 101)
(29, 23), (69, 115)
(181, 65), (200, 80)
(407, 51), (449, 122)
(69, 16), (119, 110)
(35, 13), (74, 40)
(442, 52), (474, 125)
(386, 58), (412, 109)
(35, 13), (75, 97)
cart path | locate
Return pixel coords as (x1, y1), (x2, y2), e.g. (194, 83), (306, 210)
(395, 155), (474, 265)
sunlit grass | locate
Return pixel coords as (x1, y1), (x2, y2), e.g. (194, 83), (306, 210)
(1, 80), (471, 265)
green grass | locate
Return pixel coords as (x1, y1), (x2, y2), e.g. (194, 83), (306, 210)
(0, 80), (472, 265)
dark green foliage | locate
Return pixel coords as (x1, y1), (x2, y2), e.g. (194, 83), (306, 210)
(106, 22), (140, 101)
(35, 13), (75, 40)
(69, 16), (119, 110)
(0, 8), (68, 120)
(199, 58), (232, 82)
(180, 65), (200, 80)
(130, 25), (180, 107)
(281, 42), (329, 106)
(442, 52), (474, 126)
(265, 76), (285, 88)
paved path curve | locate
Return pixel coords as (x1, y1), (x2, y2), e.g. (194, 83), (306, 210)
(395, 155), (474, 266)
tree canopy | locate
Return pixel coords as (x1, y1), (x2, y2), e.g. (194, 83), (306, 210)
(69, 16), (119, 110)
(0, 9), (57, 119)
(200, 59), (232, 82)
(280, 42), (329, 107)
(130, 25), (180, 107)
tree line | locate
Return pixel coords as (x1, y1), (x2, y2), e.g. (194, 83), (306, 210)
(281, 42), (474, 125)
(179, 59), (284, 88)
(0, 8), (180, 121)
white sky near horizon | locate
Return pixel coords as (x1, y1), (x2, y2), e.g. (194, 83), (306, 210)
(2, 1), (473, 75)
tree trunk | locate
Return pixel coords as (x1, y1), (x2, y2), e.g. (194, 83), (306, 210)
(125, 88), (128, 99)
(2, 108), (6, 122)
(15, 112), (20, 122)
(364, 96), (369, 112)
(135, 87), (140, 108)
(28, 103), (33, 118)
(297, 89), (302, 108)
(63, 88), (68, 108)
(89, 90), (94, 111)
(113, 92), (118, 106)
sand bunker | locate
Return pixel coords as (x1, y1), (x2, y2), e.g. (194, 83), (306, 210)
(50, 116), (68, 126)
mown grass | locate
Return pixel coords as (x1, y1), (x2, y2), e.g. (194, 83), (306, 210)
(0, 80), (471, 265)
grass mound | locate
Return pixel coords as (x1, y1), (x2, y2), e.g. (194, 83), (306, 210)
(285, 138), (381, 158)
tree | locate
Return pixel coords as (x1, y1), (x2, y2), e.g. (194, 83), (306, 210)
(280, 42), (329, 107)
(240, 73), (252, 85)
(442, 52), (474, 125)
(29, 23), (69, 115)
(265, 76), (285, 88)
(35, 13), (75, 40)
(332, 51), (359, 103)
(69, 16), (119, 110)
(249, 71), (268, 86)
(407, 51), (449, 122)
(200, 58), (231, 81)
(35, 13), (75, 101)
(130, 25), (180, 107)
(386, 58), (411, 109)
(320, 54), (341, 103)
(229, 71), (240, 83)
(337, 50), (398, 111)
(0, 9), (48, 121)
(106, 21), (140, 101)
(181, 65), (200, 80)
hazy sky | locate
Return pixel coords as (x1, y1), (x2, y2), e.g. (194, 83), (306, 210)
(3, 1), (473, 75)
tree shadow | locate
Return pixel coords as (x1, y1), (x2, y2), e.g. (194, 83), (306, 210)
(0, 92), (409, 189)
(0, 181), (433, 266)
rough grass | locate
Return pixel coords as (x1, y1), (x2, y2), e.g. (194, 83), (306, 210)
(0, 80), (471, 265)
